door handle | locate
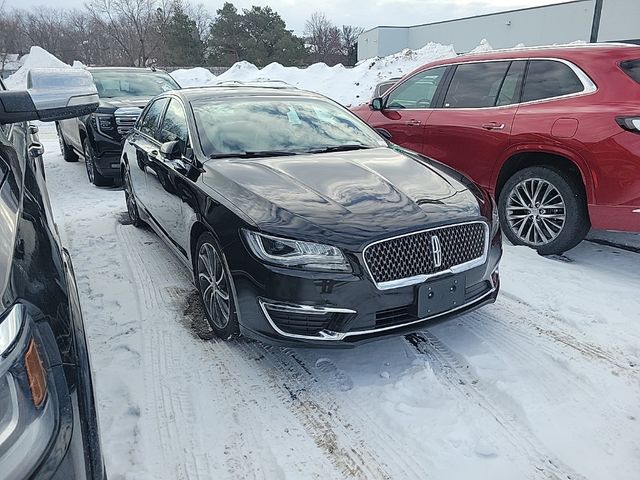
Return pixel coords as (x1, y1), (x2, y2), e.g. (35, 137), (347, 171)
(28, 142), (44, 159)
(482, 122), (505, 130)
(405, 119), (422, 126)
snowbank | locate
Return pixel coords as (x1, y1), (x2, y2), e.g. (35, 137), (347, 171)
(172, 41), (463, 106)
(5, 46), (73, 89)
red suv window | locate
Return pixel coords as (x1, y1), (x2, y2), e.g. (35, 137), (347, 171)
(620, 59), (640, 84)
(443, 62), (510, 108)
(522, 60), (584, 102)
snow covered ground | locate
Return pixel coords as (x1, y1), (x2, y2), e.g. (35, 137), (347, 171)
(38, 115), (640, 480)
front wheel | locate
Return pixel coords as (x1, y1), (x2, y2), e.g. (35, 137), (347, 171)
(83, 138), (112, 187)
(499, 166), (590, 255)
(123, 167), (144, 228)
(195, 233), (240, 340)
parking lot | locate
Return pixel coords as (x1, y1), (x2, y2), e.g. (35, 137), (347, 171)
(37, 121), (640, 480)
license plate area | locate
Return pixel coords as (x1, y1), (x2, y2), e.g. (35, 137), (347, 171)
(416, 275), (466, 318)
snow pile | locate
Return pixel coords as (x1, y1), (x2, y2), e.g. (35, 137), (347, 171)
(5, 46), (73, 89)
(468, 38), (493, 54)
(172, 41), (461, 106)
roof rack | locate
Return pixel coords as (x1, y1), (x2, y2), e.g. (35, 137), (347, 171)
(212, 80), (294, 89)
(465, 42), (638, 56)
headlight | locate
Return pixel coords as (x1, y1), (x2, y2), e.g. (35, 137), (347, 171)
(0, 306), (23, 356)
(243, 230), (351, 272)
(0, 304), (57, 480)
(93, 113), (115, 136)
(491, 197), (500, 237)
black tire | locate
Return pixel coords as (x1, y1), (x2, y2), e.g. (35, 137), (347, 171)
(498, 166), (590, 255)
(123, 167), (145, 228)
(83, 137), (112, 187)
(194, 232), (240, 340)
(56, 123), (78, 162)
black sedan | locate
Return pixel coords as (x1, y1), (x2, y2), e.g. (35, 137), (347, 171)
(121, 85), (502, 345)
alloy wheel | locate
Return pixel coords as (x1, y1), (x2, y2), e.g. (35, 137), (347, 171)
(124, 170), (139, 224)
(84, 141), (95, 183)
(505, 177), (566, 246)
(197, 242), (231, 329)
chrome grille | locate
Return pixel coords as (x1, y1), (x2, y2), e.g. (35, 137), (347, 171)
(114, 107), (142, 136)
(363, 222), (488, 288)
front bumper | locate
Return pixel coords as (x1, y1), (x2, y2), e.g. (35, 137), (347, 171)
(231, 230), (502, 347)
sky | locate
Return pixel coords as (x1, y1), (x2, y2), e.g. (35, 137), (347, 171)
(6, 0), (568, 34)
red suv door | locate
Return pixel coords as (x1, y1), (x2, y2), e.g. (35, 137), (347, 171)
(367, 66), (448, 153)
(423, 60), (526, 192)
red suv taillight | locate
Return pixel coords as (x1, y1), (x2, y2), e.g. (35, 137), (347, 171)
(616, 117), (640, 133)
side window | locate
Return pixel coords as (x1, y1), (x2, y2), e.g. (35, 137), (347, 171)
(139, 98), (169, 137)
(522, 60), (584, 103)
(443, 61), (510, 108)
(386, 67), (447, 109)
(496, 61), (527, 106)
(158, 99), (189, 150)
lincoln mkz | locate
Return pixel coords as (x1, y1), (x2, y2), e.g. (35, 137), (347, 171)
(121, 85), (502, 345)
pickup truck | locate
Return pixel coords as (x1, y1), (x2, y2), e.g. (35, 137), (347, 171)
(55, 67), (180, 186)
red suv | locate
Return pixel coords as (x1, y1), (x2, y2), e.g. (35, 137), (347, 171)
(352, 44), (640, 254)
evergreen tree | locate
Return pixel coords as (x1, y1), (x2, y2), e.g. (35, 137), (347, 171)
(208, 2), (308, 67)
(164, 1), (204, 66)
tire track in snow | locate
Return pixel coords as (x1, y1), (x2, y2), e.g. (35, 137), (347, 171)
(405, 330), (588, 480)
(118, 224), (217, 480)
(235, 341), (429, 480)
(485, 296), (637, 373)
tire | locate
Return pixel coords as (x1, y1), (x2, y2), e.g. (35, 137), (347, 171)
(83, 137), (112, 187)
(123, 167), (144, 228)
(498, 166), (590, 255)
(56, 123), (78, 162)
(194, 232), (240, 340)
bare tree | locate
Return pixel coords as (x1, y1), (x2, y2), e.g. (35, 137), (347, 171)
(87, 0), (174, 67)
(341, 24), (364, 66)
(0, 2), (27, 76)
(304, 12), (343, 66)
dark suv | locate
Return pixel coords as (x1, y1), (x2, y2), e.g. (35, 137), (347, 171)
(0, 72), (105, 479)
(354, 44), (640, 254)
(56, 67), (180, 186)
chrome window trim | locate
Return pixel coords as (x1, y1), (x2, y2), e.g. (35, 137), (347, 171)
(362, 220), (490, 291)
(384, 57), (597, 111)
(259, 284), (496, 342)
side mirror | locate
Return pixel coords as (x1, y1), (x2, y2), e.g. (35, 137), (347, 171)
(370, 97), (384, 111)
(0, 68), (98, 124)
(160, 140), (182, 160)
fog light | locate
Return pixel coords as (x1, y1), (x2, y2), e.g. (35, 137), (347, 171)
(25, 340), (47, 408)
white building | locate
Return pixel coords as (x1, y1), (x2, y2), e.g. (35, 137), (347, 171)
(358, 0), (640, 60)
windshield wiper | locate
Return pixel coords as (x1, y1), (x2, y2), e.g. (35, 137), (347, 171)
(209, 150), (299, 159)
(305, 144), (372, 154)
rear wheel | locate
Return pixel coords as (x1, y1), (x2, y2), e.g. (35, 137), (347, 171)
(195, 233), (240, 340)
(56, 123), (78, 162)
(83, 137), (112, 187)
(499, 166), (590, 255)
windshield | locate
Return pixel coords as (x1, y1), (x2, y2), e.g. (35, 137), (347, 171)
(90, 70), (179, 98)
(191, 96), (387, 157)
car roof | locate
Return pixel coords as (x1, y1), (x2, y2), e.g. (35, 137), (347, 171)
(88, 67), (171, 74)
(423, 43), (640, 68)
(173, 84), (325, 102)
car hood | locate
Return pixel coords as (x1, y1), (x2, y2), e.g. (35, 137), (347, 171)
(203, 147), (483, 250)
(98, 96), (153, 110)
